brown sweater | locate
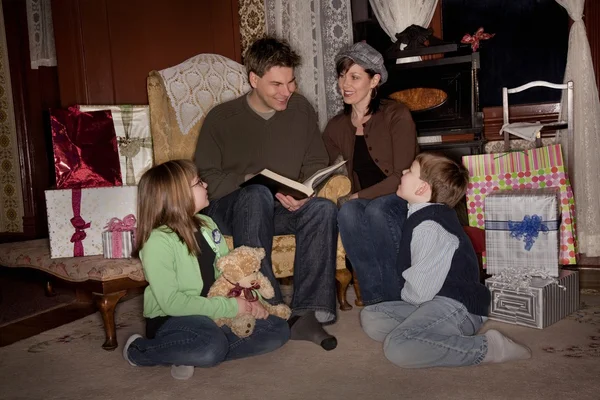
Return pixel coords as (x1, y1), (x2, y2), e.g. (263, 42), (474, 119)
(195, 93), (329, 200)
(323, 100), (418, 199)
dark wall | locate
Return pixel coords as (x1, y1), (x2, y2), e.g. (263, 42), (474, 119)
(51, 0), (241, 106)
(442, 0), (569, 107)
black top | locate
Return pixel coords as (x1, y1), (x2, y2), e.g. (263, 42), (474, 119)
(145, 230), (217, 339)
(396, 204), (491, 316)
(353, 135), (387, 190)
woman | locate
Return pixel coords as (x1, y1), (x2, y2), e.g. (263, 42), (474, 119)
(323, 42), (418, 306)
(122, 160), (289, 380)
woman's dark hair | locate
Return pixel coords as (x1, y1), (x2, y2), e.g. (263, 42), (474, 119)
(336, 57), (382, 116)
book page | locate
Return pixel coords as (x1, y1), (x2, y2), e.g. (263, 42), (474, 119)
(302, 159), (347, 189)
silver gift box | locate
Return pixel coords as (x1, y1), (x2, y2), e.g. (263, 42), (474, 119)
(102, 231), (135, 259)
(485, 187), (560, 277)
(485, 269), (579, 329)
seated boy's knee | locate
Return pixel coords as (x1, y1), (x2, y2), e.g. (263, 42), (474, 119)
(382, 335), (423, 369)
(359, 307), (384, 340)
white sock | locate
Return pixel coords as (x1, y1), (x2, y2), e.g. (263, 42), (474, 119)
(482, 329), (532, 364)
(122, 334), (143, 367)
(171, 365), (195, 380)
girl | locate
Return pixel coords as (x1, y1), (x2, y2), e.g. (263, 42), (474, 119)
(323, 42), (418, 306)
(122, 160), (290, 380)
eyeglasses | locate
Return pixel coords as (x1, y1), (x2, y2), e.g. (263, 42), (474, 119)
(191, 177), (205, 188)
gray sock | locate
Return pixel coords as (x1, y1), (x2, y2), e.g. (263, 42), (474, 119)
(288, 311), (337, 351)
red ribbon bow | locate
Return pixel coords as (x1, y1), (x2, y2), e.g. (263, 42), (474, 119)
(70, 189), (91, 256)
(461, 27), (495, 52)
(227, 281), (261, 302)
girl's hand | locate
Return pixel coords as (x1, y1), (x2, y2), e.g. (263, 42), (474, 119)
(249, 301), (269, 320)
(235, 297), (252, 316)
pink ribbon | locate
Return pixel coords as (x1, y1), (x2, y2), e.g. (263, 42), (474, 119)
(104, 214), (136, 258)
(70, 189), (91, 257)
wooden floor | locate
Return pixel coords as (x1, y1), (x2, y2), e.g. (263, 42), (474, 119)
(0, 302), (97, 347)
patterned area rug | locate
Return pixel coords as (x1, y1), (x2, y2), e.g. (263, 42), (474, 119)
(1, 291), (599, 400)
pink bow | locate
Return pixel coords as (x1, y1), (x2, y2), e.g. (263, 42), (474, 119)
(104, 214), (136, 232)
(461, 27), (495, 52)
(70, 189), (91, 256)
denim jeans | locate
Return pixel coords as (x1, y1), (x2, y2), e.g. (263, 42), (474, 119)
(338, 194), (408, 305)
(360, 296), (487, 368)
(203, 185), (338, 320)
(127, 315), (290, 367)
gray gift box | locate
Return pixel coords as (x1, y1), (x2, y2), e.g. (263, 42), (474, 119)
(485, 269), (579, 329)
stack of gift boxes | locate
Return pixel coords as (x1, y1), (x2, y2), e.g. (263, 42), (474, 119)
(463, 144), (579, 329)
(45, 105), (153, 259)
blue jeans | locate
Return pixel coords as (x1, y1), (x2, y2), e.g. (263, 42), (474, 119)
(360, 296), (487, 368)
(338, 194), (408, 305)
(203, 185), (338, 320)
(127, 315), (290, 367)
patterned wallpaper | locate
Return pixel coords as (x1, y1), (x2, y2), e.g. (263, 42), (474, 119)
(238, 0), (266, 59)
(0, 1), (24, 233)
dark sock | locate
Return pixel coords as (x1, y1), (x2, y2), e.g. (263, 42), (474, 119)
(288, 312), (337, 351)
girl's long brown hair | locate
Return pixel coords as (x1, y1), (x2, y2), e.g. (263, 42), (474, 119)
(133, 159), (204, 258)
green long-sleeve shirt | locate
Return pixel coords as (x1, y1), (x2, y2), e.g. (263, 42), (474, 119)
(195, 92), (329, 200)
(139, 215), (238, 320)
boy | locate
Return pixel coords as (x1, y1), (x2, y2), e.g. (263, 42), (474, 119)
(360, 152), (531, 368)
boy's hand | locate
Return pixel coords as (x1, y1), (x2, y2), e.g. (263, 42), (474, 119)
(276, 193), (309, 212)
(249, 301), (269, 320)
(235, 298), (252, 316)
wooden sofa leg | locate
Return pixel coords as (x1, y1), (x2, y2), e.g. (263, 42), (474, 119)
(335, 269), (352, 311)
(94, 290), (127, 351)
(45, 280), (57, 297)
(352, 271), (364, 307)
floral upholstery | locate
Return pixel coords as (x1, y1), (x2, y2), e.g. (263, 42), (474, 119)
(0, 239), (145, 283)
(147, 54), (351, 281)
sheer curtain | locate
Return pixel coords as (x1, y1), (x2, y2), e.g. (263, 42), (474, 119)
(26, 0), (56, 69)
(368, 0), (438, 63)
(556, 0), (600, 257)
(265, 0), (353, 130)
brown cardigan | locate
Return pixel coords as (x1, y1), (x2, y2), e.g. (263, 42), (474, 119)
(323, 100), (418, 200)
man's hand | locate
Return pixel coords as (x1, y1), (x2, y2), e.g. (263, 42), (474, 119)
(275, 193), (310, 212)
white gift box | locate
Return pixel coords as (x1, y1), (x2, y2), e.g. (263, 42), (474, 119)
(45, 186), (137, 258)
(485, 269), (579, 329)
(484, 187), (560, 277)
(79, 105), (153, 185)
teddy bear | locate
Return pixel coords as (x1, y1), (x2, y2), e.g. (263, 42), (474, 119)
(207, 246), (292, 338)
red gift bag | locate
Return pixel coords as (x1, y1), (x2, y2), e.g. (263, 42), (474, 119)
(50, 107), (122, 189)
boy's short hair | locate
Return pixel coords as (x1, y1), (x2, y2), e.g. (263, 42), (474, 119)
(416, 152), (469, 208)
(244, 37), (301, 79)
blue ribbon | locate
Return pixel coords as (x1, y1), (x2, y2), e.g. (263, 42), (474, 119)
(507, 215), (548, 251)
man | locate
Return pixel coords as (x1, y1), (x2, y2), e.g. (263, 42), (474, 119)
(195, 37), (338, 350)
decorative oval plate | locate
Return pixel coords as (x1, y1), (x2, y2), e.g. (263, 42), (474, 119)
(388, 88), (448, 112)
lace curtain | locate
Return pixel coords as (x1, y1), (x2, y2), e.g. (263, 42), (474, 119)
(368, 0), (438, 63)
(26, 0), (56, 69)
(556, 0), (600, 256)
(264, 0), (353, 130)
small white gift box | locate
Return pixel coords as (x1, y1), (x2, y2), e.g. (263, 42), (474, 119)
(485, 269), (579, 329)
(102, 214), (137, 258)
(79, 105), (153, 185)
(484, 187), (560, 277)
(45, 186), (137, 258)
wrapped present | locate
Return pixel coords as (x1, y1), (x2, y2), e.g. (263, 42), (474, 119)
(485, 269), (579, 329)
(485, 188), (560, 277)
(102, 214), (136, 258)
(462, 144), (577, 265)
(79, 105), (153, 185)
(45, 186), (137, 258)
(50, 107), (122, 189)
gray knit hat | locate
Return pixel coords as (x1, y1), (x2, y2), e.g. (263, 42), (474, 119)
(335, 42), (388, 85)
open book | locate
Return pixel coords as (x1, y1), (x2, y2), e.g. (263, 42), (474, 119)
(240, 159), (347, 199)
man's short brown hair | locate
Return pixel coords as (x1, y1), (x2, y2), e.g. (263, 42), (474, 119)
(244, 37), (301, 79)
(416, 152), (469, 208)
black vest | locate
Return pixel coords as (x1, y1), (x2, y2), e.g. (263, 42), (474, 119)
(397, 204), (490, 316)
